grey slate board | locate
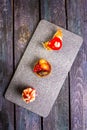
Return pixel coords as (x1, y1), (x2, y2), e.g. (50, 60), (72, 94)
(5, 20), (83, 117)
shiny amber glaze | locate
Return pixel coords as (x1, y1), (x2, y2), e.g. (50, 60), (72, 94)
(33, 59), (51, 77)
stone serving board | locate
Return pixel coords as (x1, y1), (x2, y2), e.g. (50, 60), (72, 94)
(5, 20), (83, 117)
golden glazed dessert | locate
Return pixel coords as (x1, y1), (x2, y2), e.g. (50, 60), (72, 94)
(33, 59), (51, 77)
(43, 29), (63, 50)
(22, 87), (36, 103)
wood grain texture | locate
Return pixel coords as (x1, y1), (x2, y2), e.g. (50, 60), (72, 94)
(0, 0), (14, 130)
(67, 0), (84, 129)
(42, 78), (69, 130)
(40, 0), (66, 27)
(40, 0), (69, 129)
(14, 0), (41, 130)
(69, 50), (84, 130)
(82, 0), (87, 129)
(83, 62), (87, 130)
(14, 0), (39, 67)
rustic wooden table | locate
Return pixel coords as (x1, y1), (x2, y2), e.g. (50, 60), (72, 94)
(0, 0), (87, 130)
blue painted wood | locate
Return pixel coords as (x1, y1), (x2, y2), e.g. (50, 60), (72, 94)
(41, 0), (66, 27)
(83, 1), (87, 129)
(40, 0), (69, 130)
(0, 0), (14, 130)
(0, 0), (87, 129)
(14, 0), (41, 130)
(67, 0), (85, 129)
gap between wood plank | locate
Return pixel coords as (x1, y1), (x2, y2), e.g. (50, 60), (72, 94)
(68, 73), (71, 130)
(41, 117), (43, 130)
(65, 0), (68, 29)
(65, 0), (71, 129)
(12, 0), (15, 71)
(65, 0), (72, 129)
(39, 0), (41, 20)
(12, 0), (16, 130)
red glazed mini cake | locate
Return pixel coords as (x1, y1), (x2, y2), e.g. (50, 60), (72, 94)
(43, 29), (63, 50)
(33, 59), (51, 77)
(22, 87), (36, 103)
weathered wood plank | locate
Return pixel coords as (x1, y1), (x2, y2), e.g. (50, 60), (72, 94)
(81, 0), (87, 129)
(40, 0), (69, 130)
(14, 0), (41, 130)
(41, 0), (66, 27)
(83, 0), (87, 128)
(42, 78), (69, 130)
(69, 50), (84, 130)
(67, 0), (84, 129)
(14, 0), (39, 67)
(0, 0), (14, 130)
